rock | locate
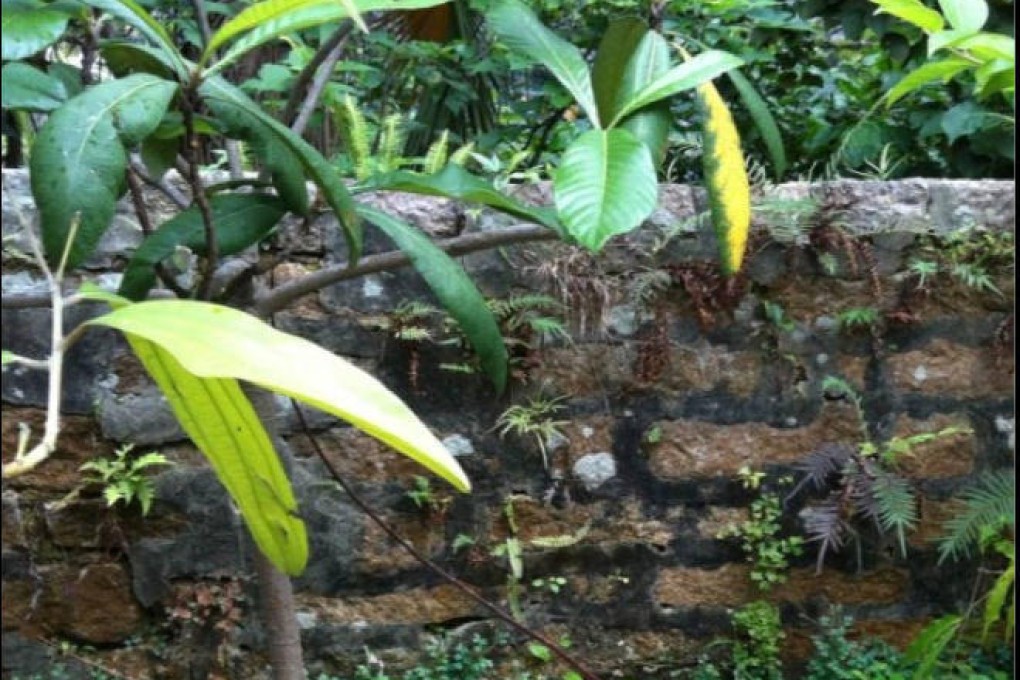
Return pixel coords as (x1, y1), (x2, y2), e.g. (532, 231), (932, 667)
(442, 434), (475, 458)
(64, 563), (144, 643)
(97, 385), (187, 445)
(572, 452), (617, 491)
(1, 492), (24, 548)
(995, 415), (1015, 451)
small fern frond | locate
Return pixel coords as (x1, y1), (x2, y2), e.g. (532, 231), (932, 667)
(939, 470), (1015, 563)
(449, 141), (475, 167)
(378, 113), (407, 174)
(869, 471), (917, 557)
(334, 94), (372, 181)
(423, 130), (450, 174)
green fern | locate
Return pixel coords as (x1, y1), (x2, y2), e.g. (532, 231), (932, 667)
(378, 113), (406, 174)
(871, 471), (917, 558)
(423, 130), (450, 174)
(938, 471), (1015, 563)
(333, 94), (373, 181)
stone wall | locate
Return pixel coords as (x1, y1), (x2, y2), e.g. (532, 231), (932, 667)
(1, 169), (1015, 678)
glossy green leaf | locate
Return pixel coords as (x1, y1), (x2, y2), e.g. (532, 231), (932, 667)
(87, 300), (472, 493)
(871, 0), (945, 33)
(1, 63), (68, 112)
(119, 194), (287, 300)
(592, 20), (671, 164)
(975, 59), (1015, 97)
(938, 0), (988, 33)
(553, 128), (658, 252)
(203, 0), (450, 76)
(953, 33), (1016, 62)
(80, 0), (187, 76)
(125, 337), (307, 574)
(31, 74), (178, 268)
(200, 76), (362, 249)
(140, 135), (178, 181)
(904, 615), (961, 679)
(1, 0), (72, 60)
(358, 206), (509, 393)
(100, 40), (179, 79)
(727, 69), (787, 179)
(486, 0), (600, 126)
(610, 50), (744, 127)
(47, 63), (82, 98)
(363, 165), (563, 235)
(884, 57), (972, 106)
(982, 559), (1014, 643)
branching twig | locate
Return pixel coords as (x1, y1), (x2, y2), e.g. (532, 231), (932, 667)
(129, 160), (190, 210)
(290, 404), (605, 680)
(2, 211), (80, 479)
(291, 33), (351, 136)
(181, 94), (219, 301)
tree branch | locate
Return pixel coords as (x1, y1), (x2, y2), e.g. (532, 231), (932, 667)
(125, 167), (191, 298)
(281, 25), (354, 130)
(290, 33), (350, 136)
(181, 93), (219, 301)
(129, 160), (190, 210)
(253, 223), (557, 316)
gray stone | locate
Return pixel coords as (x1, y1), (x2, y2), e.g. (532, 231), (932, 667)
(544, 430), (570, 454)
(572, 452), (617, 491)
(442, 434), (475, 457)
(995, 416), (1015, 451)
(98, 385), (187, 445)
(605, 304), (639, 338)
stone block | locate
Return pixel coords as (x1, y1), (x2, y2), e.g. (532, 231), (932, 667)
(647, 403), (861, 479)
(887, 339), (1013, 398)
(889, 413), (976, 478)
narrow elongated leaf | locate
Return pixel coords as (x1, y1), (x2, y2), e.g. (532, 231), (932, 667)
(699, 81), (751, 275)
(1, 63), (68, 112)
(486, 0), (600, 126)
(884, 57), (973, 106)
(726, 69), (787, 179)
(204, 0), (451, 75)
(1, 0), (72, 60)
(31, 74), (178, 268)
(871, 0), (946, 33)
(87, 300), (472, 493)
(80, 0), (187, 76)
(983, 560), (1014, 643)
(592, 20), (672, 165)
(125, 338), (308, 574)
(200, 76), (361, 254)
(119, 194), (287, 300)
(358, 206), (509, 393)
(363, 165), (563, 234)
(938, 0), (988, 33)
(610, 50), (744, 127)
(553, 128), (658, 252)
(904, 615), (961, 678)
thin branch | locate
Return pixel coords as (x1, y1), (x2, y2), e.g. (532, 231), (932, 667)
(181, 94), (219, 301)
(129, 160), (190, 210)
(291, 404), (605, 680)
(291, 33), (350, 136)
(281, 25), (354, 129)
(190, 0), (213, 46)
(125, 167), (191, 298)
(254, 223), (557, 316)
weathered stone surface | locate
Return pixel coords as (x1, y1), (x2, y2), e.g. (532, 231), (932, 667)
(297, 584), (481, 625)
(64, 563), (144, 643)
(97, 384), (187, 446)
(663, 344), (761, 397)
(1, 491), (24, 548)
(442, 433), (475, 458)
(647, 403), (861, 479)
(572, 452), (617, 491)
(888, 338), (1014, 398)
(890, 413), (976, 478)
(43, 499), (110, 548)
(1, 409), (114, 491)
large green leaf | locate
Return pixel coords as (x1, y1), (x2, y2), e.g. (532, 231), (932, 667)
(99, 40), (179, 80)
(486, 0), (600, 126)
(1, 62), (68, 112)
(592, 20), (672, 165)
(609, 50), (744, 127)
(1, 0), (72, 60)
(884, 57), (973, 106)
(938, 0), (988, 33)
(871, 0), (946, 33)
(80, 0), (187, 76)
(727, 69), (787, 179)
(363, 165), (563, 235)
(119, 194), (288, 300)
(203, 0), (451, 76)
(553, 128), (658, 252)
(30, 74), (178, 268)
(200, 76), (362, 253)
(87, 300), (472, 494)
(127, 337), (307, 575)
(358, 206), (509, 393)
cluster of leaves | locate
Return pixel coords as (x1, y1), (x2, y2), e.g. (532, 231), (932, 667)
(79, 444), (172, 516)
(789, 377), (970, 571)
(166, 577), (248, 637)
(803, 609), (906, 680)
(718, 468), (805, 591)
(908, 225), (1014, 297)
(493, 394), (569, 471)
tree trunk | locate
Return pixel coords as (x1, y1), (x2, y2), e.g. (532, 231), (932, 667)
(254, 550), (305, 679)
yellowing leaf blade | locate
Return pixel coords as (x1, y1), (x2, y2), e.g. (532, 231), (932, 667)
(699, 82), (750, 276)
